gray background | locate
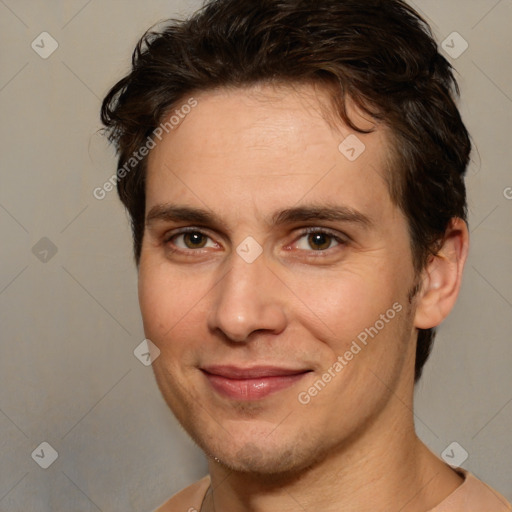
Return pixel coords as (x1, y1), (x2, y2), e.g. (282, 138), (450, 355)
(0, 1), (510, 510)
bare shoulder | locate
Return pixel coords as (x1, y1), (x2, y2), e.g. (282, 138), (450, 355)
(153, 475), (211, 512)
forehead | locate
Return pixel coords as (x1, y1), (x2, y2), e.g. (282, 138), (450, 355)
(145, 83), (395, 224)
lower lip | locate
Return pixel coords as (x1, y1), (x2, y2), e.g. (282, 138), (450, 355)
(203, 372), (309, 401)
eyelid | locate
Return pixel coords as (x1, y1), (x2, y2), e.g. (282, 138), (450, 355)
(163, 226), (212, 241)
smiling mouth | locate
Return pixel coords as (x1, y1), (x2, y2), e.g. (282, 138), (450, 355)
(200, 365), (312, 401)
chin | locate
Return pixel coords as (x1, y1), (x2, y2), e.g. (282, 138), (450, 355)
(196, 431), (328, 480)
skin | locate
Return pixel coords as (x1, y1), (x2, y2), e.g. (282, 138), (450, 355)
(139, 83), (469, 511)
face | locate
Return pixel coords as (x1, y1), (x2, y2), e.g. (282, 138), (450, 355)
(139, 84), (419, 476)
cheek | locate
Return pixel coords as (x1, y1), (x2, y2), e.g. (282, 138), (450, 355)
(138, 259), (213, 350)
(138, 263), (167, 335)
(287, 266), (401, 351)
(138, 262), (183, 340)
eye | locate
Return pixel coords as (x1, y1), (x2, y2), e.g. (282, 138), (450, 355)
(293, 228), (347, 252)
(165, 228), (218, 252)
(163, 227), (347, 257)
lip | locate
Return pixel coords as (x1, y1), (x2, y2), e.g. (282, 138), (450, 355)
(201, 365), (311, 401)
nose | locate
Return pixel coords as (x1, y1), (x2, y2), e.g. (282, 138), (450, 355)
(207, 248), (287, 343)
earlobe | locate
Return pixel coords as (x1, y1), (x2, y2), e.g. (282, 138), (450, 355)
(414, 218), (469, 330)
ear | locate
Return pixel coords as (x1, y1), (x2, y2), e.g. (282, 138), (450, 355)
(414, 217), (469, 330)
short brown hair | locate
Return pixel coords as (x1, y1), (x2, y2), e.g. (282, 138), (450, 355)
(101, 0), (471, 381)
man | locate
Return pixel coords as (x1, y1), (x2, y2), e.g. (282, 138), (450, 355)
(101, 0), (511, 510)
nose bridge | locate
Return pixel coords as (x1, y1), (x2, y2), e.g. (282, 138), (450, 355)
(208, 248), (286, 342)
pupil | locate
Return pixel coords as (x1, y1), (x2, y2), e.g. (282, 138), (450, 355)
(186, 233), (206, 248)
(309, 233), (330, 250)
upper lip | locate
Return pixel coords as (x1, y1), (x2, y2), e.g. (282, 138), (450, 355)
(201, 365), (311, 379)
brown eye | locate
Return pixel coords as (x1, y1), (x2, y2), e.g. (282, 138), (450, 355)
(307, 232), (333, 251)
(165, 229), (217, 253)
(182, 232), (208, 249)
(292, 228), (347, 254)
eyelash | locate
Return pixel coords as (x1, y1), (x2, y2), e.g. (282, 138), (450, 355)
(163, 227), (348, 258)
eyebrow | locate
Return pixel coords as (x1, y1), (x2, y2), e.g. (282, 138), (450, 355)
(145, 203), (373, 230)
